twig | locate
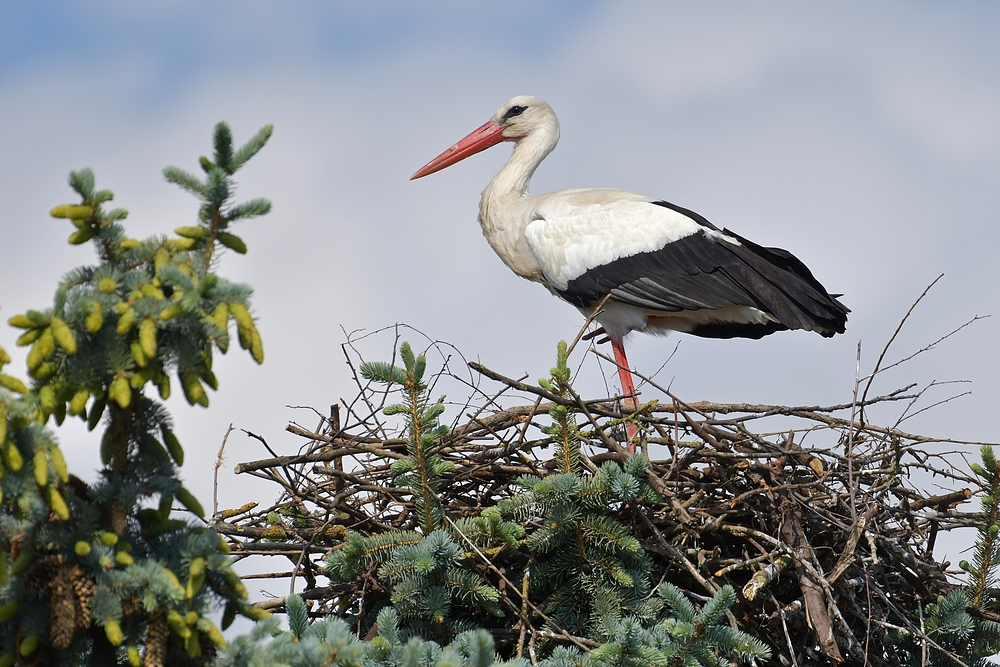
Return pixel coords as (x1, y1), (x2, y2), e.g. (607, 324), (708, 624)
(213, 423), (234, 518)
(859, 274), (943, 416)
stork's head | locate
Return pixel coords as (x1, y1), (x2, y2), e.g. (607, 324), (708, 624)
(410, 95), (559, 180)
(491, 96), (557, 141)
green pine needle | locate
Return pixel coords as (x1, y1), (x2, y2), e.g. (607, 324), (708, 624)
(231, 124), (273, 172)
(162, 166), (207, 197)
(213, 122), (234, 172)
(285, 593), (309, 640)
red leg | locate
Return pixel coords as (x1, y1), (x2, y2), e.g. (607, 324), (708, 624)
(611, 338), (639, 452)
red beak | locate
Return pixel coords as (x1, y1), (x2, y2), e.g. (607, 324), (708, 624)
(410, 120), (507, 180)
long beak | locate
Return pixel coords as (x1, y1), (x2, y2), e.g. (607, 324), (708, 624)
(410, 121), (506, 180)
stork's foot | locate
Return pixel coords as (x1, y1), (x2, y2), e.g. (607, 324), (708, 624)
(582, 327), (611, 345)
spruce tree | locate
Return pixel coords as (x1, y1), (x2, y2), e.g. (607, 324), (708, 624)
(324, 343), (515, 642)
(0, 122), (273, 666)
(497, 342), (659, 636)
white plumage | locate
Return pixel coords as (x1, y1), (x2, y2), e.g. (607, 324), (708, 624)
(525, 191), (707, 290)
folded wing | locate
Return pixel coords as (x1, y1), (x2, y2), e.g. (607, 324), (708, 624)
(528, 198), (849, 339)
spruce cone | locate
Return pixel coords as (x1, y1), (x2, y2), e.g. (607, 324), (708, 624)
(68, 565), (96, 629)
(144, 611), (168, 667)
(198, 631), (218, 662)
(49, 568), (76, 650)
(22, 555), (64, 593)
(121, 595), (142, 617)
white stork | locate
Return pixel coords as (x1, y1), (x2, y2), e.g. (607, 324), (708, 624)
(411, 96), (848, 440)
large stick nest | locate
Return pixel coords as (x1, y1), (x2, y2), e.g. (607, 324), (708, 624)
(211, 328), (991, 666)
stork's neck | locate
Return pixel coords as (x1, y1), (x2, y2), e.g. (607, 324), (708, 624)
(476, 123), (559, 283)
(482, 122), (559, 204)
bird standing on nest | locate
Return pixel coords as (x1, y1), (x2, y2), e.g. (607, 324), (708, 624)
(411, 96), (848, 443)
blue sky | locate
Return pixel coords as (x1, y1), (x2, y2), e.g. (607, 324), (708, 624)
(1, 1), (999, 600)
(0, 3), (603, 90)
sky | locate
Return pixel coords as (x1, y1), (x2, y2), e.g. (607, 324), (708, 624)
(1, 1), (998, 603)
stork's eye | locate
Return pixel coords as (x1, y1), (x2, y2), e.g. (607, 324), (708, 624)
(503, 105), (527, 121)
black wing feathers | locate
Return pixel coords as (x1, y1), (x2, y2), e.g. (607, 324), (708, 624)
(720, 229), (849, 333)
(557, 200), (849, 338)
